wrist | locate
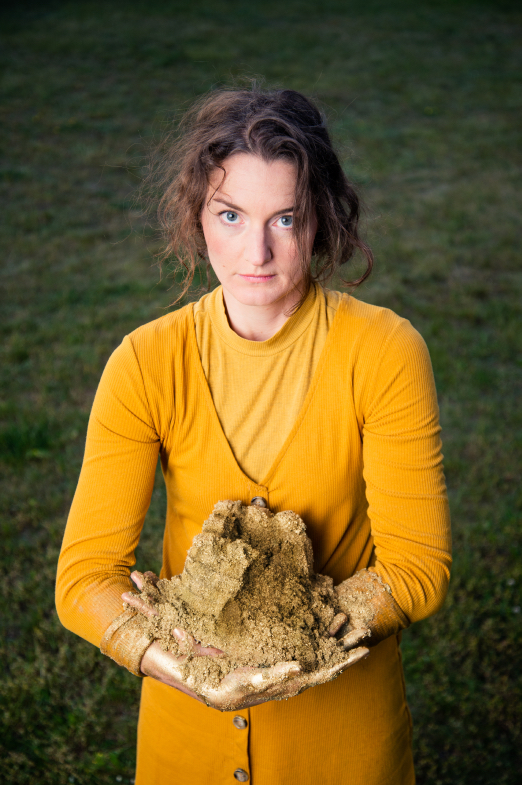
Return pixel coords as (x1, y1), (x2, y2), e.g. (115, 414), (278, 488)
(140, 642), (208, 704)
(100, 609), (154, 676)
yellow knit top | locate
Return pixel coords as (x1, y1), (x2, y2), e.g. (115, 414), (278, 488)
(194, 283), (341, 483)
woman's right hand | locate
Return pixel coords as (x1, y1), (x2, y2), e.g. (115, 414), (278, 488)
(139, 634), (307, 710)
(123, 570), (369, 711)
(122, 570), (225, 703)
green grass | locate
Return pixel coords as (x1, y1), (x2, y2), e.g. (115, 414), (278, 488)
(1, 0), (521, 782)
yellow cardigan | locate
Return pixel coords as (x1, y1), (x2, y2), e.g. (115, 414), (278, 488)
(56, 289), (451, 785)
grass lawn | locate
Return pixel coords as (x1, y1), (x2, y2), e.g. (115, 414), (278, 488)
(1, 0), (521, 782)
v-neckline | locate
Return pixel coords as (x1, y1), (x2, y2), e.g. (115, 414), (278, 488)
(187, 293), (348, 490)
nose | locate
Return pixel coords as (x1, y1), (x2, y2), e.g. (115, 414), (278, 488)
(244, 225), (272, 267)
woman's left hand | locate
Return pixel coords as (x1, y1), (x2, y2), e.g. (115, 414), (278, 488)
(332, 569), (410, 649)
(198, 643), (369, 711)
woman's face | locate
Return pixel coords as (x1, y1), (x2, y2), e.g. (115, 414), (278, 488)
(200, 153), (317, 311)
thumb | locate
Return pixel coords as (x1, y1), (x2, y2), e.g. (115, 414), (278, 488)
(340, 628), (371, 649)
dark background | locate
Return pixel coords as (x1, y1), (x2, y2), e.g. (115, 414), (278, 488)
(1, 1), (521, 782)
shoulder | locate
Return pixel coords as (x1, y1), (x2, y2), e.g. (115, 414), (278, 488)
(122, 302), (194, 361)
(326, 297), (438, 418)
(340, 294), (407, 333)
(99, 304), (195, 431)
(333, 294), (425, 355)
(102, 303), (194, 392)
(128, 302), (193, 344)
(328, 294), (433, 399)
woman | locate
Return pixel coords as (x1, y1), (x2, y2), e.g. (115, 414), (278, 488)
(56, 87), (451, 785)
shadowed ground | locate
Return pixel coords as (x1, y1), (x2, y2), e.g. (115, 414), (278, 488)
(0, 1), (520, 782)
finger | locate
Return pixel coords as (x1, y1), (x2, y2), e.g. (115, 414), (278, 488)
(328, 612), (348, 636)
(340, 628), (371, 649)
(172, 627), (194, 643)
(122, 591), (158, 618)
(300, 646), (370, 690)
(235, 661), (301, 693)
(169, 627), (225, 657)
(269, 661), (301, 679)
(278, 646), (370, 697)
(172, 627), (200, 656)
(339, 645), (369, 668)
(203, 661), (301, 710)
(130, 570), (144, 590)
(143, 570), (160, 587)
(238, 667), (311, 706)
(324, 646), (370, 679)
(192, 641), (225, 657)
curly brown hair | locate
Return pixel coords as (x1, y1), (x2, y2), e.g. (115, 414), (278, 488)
(147, 86), (373, 304)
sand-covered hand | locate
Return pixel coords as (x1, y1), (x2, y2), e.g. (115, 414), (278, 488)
(334, 569), (410, 648)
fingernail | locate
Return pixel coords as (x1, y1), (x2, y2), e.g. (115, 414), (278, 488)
(328, 612), (348, 635)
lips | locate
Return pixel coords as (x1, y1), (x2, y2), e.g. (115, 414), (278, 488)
(239, 274), (276, 282)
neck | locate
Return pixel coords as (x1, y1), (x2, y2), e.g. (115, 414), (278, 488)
(222, 287), (306, 341)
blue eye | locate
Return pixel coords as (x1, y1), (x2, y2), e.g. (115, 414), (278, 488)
(222, 211), (239, 223)
(278, 215), (293, 228)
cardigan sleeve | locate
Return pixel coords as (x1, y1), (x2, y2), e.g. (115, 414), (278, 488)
(55, 336), (160, 651)
(360, 317), (452, 628)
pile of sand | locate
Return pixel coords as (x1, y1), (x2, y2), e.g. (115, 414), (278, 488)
(132, 500), (353, 689)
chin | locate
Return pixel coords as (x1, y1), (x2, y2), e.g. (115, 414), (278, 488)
(230, 276), (303, 306)
(232, 285), (288, 307)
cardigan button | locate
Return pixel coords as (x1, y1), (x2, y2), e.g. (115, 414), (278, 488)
(234, 769), (249, 782)
(233, 715), (248, 730)
(250, 496), (267, 508)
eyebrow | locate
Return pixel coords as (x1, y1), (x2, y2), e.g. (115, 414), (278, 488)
(211, 197), (294, 219)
